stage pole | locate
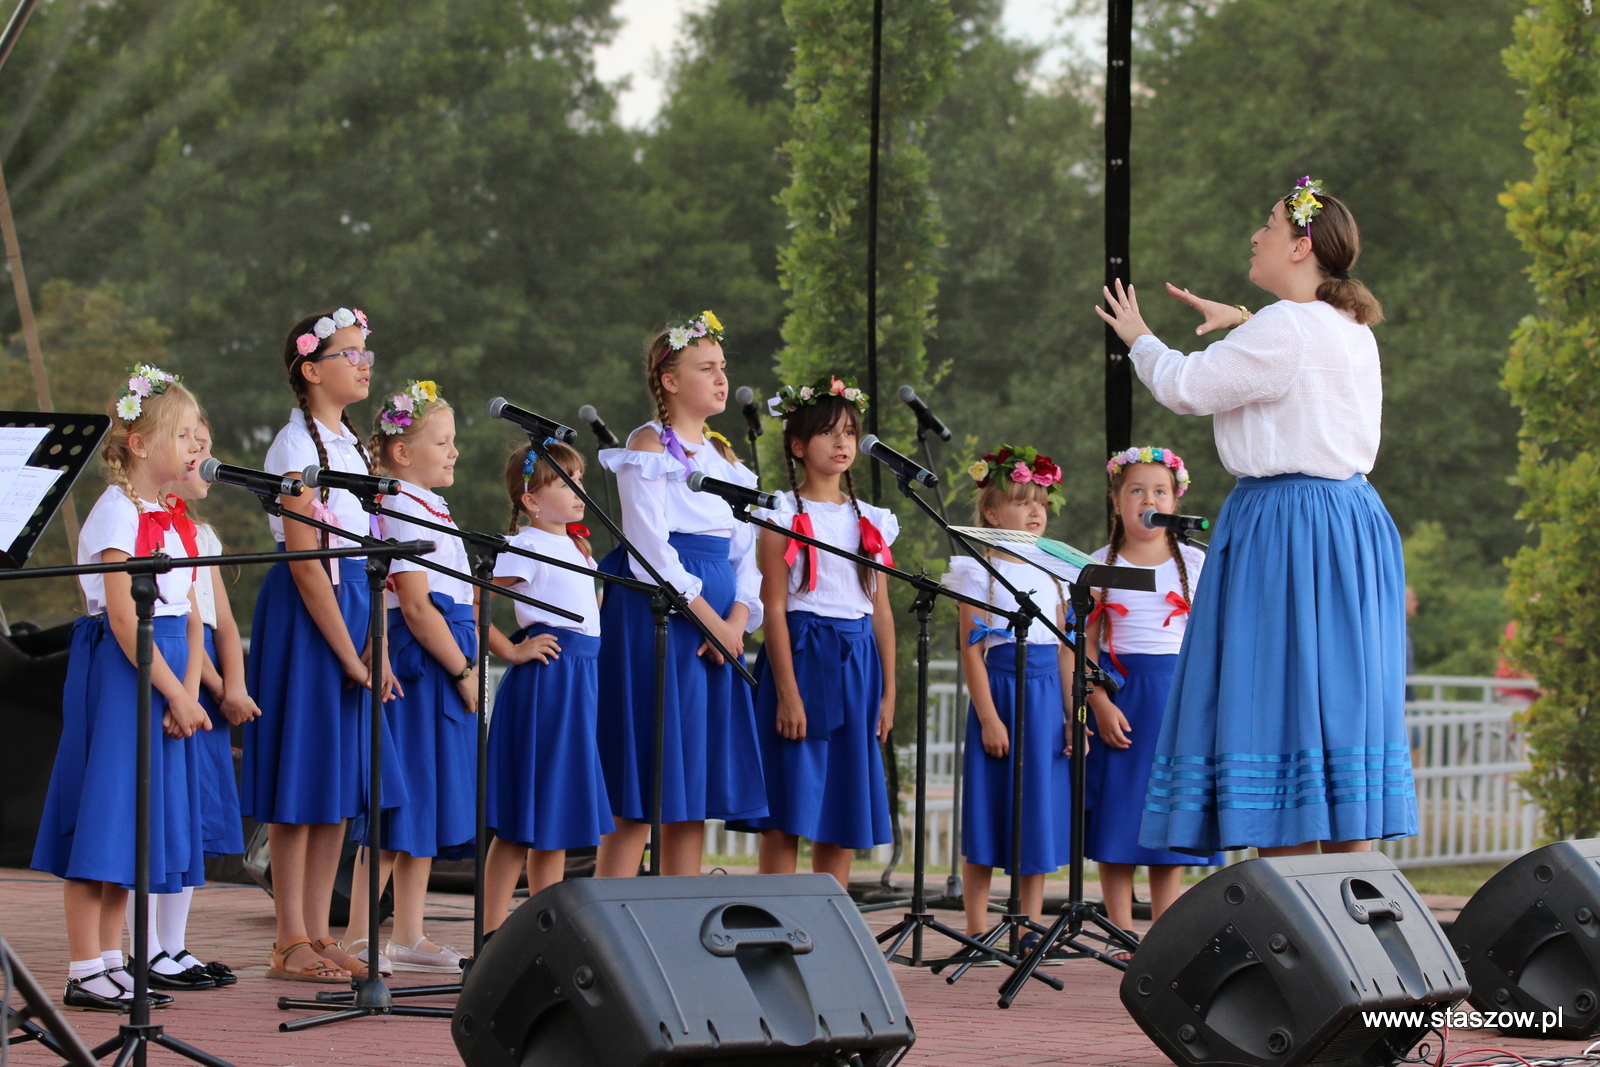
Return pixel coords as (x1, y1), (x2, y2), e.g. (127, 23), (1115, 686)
(1104, 0), (1134, 488)
(865, 0), (884, 504)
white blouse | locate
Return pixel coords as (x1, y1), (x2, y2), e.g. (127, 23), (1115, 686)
(194, 524), (221, 629)
(944, 556), (1066, 650)
(757, 492), (899, 620)
(78, 485), (195, 618)
(494, 527), (601, 637)
(378, 481), (474, 609)
(1088, 543), (1206, 657)
(263, 408), (372, 552)
(1128, 300), (1381, 481)
(599, 423), (763, 633)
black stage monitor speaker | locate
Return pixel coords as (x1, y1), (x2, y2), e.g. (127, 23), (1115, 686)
(453, 873), (915, 1067)
(1448, 838), (1600, 1038)
(1121, 852), (1468, 1067)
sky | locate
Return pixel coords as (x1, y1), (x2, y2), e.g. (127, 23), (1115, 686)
(593, 0), (1099, 128)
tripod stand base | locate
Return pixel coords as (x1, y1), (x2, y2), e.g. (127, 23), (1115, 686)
(875, 908), (1030, 974)
(93, 1024), (238, 1067)
(995, 900), (1137, 1008)
(277, 977), (455, 1031)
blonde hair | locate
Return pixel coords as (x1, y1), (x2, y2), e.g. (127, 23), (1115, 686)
(101, 383), (199, 511)
(368, 398), (454, 476)
(643, 327), (738, 463)
(504, 441), (591, 559)
(969, 476), (1063, 626)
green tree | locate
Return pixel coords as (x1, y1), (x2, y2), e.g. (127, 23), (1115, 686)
(1500, 1), (1600, 837)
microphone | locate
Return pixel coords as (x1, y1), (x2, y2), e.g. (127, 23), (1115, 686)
(486, 397), (578, 445)
(199, 458), (304, 498)
(859, 434), (939, 488)
(687, 470), (778, 512)
(735, 386), (764, 440)
(898, 385), (951, 442)
(302, 465), (400, 499)
(1142, 509), (1210, 533)
(577, 404), (620, 449)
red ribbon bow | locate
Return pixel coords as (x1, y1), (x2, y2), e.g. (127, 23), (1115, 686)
(136, 500), (199, 579)
(1163, 590), (1190, 627)
(567, 522), (591, 539)
(1086, 599), (1129, 674)
(785, 513), (820, 590)
(858, 517), (894, 568)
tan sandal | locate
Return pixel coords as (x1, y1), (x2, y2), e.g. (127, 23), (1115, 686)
(311, 937), (390, 978)
(268, 937), (350, 983)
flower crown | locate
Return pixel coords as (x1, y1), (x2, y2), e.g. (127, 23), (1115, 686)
(378, 380), (441, 435)
(661, 310), (724, 358)
(294, 307), (370, 358)
(1107, 445), (1190, 496)
(766, 374), (869, 419)
(115, 364), (182, 422)
(1285, 176), (1325, 228)
(968, 444), (1066, 512)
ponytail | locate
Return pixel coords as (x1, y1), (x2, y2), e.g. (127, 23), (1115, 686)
(1285, 192), (1383, 326)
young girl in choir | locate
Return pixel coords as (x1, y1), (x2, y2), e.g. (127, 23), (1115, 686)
(481, 443), (611, 928)
(950, 445), (1074, 948)
(32, 367), (209, 1011)
(594, 311), (766, 876)
(1083, 447), (1220, 946)
(244, 307), (402, 982)
(123, 418), (258, 993)
(730, 377), (896, 888)
(335, 381), (474, 973)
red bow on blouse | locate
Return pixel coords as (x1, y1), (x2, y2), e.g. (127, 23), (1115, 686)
(858, 516), (894, 568)
(136, 499), (199, 579)
(1086, 599), (1129, 674)
(1163, 590), (1190, 627)
(566, 522), (590, 539)
(785, 513), (820, 590)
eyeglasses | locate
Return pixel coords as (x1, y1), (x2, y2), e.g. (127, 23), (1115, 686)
(308, 349), (376, 368)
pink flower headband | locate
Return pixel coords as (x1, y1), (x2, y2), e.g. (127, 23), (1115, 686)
(294, 307), (370, 358)
(1107, 446), (1189, 496)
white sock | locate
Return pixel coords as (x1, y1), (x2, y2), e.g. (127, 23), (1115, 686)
(68, 958), (104, 981)
(101, 951), (131, 990)
(156, 887), (194, 963)
(125, 893), (185, 974)
(69, 958), (125, 999)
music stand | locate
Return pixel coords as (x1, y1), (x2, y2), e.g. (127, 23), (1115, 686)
(0, 411), (111, 568)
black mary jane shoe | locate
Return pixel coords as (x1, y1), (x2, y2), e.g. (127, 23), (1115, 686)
(63, 973), (131, 1013)
(176, 953), (237, 987)
(106, 969), (176, 1008)
(145, 952), (217, 990)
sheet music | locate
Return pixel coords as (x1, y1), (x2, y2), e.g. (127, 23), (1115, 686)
(0, 426), (49, 470)
(0, 465), (62, 551)
(946, 526), (1091, 583)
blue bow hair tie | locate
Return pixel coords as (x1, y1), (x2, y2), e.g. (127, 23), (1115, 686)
(967, 613), (1014, 645)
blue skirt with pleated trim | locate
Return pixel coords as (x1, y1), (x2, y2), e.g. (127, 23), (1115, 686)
(961, 643), (1072, 876)
(242, 554), (407, 825)
(596, 533), (766, 824)
(487, 626), (611, 851)
(378, 595), (477, 859)
(1139, 473), (1416, 855)
(32, 616), (206, 892)
(1085, 652), (1222, 867)
(195, 625), (244, 857)
(727, 612), (893, 849)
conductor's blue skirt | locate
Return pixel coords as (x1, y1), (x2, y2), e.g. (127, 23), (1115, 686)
(596, 533), (766, 823)
(242, 555), (406, 825)
(727, 613), (893, 849)
(962, 643), (1071, 876)
(196, 625), (244, 857)
(487, 627), (610, 851)
(32, 616), (205, 893)
(1139, 473), (1416, 855)
(378, 595), (477, 859)
(1084, 653), (1221, 867)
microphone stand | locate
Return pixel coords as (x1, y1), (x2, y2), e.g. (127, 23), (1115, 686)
(728, 509), (1062, 993)
(0, 539), (431, 1066)
(525, 433), (755, 877)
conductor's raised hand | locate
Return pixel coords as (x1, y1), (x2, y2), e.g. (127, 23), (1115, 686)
(1166, 283), (1247, 336)
(1094, 279), (1153, 349)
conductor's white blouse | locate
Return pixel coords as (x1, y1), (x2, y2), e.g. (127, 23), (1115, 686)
(1127, 299), (1381, 481)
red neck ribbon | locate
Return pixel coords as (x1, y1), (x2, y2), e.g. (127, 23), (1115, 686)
(136, 500), (199, 579)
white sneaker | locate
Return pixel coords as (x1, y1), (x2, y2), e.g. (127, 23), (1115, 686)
(385, 938), (465, 973)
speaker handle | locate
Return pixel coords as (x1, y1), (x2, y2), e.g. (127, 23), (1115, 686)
(1341, 878), (1405, 925)
(699, 904), (815, 957)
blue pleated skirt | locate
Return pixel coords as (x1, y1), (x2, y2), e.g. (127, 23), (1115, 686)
(195, 625), (244, 857)
(32, 616), (206, 892)
(242, 555), (407, 825)
(379, 595), (478, 858)
(596, 533), (766, 823)
(487, 627), (610, 851)
(1139, 473), (1416, 855)
(1085, 653), (1221, 867)
(962, 643), (1072, 876)
(727, 613), (893, 849)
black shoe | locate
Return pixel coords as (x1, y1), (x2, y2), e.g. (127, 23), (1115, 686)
(62, 972), (130, 1013)
(144, 952), (217, 990)
(175, 953), (237, 987)
(105, 969), (176, 1008)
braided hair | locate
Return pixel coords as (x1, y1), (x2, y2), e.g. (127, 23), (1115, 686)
(1102, 463), (1191, 608)
(101, 382), (200, 513)
(643, 327), (738, 464)
(281, 310), (373, 505)
(780, 394), (874, 597)
(971, 476), (1065, 624)
(503, 442), (591, 559)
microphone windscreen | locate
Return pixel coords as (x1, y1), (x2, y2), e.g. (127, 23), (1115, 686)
(898, 384), (917, 402)
(199, 458), (222, 484)
(486, 396), (507, 419)
(859, 434), (881, 453)
(578, 404), (599, 423)
(735, 386), (755, 406)
(301, 464), (324, 489)
(687, 471), (707, 492)
(1141, 509), (1158, 529)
